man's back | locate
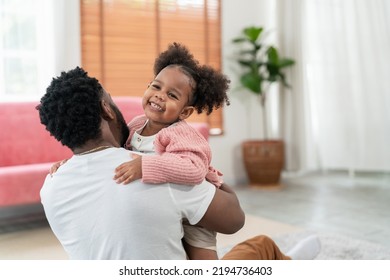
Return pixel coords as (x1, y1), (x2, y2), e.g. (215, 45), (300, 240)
(40, 147), (215, 259)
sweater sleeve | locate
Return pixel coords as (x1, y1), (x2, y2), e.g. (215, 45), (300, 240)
(141, 121), (211, 185)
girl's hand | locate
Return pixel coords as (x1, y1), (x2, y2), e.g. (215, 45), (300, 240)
(50, 159), (68, 176)
(114, 154), (142, 184)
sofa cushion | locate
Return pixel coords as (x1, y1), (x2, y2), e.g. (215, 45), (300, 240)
(0, 102), (72, 167)
(0, 163), (52, 206)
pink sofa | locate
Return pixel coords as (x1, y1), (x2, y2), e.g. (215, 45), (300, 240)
(0, 97), (209, 207)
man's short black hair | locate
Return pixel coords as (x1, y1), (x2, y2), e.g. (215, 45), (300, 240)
(37, 67), (104, 149)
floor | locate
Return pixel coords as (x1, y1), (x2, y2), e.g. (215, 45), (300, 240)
(234, 170), (390, 248)
(0, 170), (389, 259)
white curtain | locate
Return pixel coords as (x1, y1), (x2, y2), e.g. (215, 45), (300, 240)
(277, 0), (390, 173)
(50, 0), (81, 77)
(39, 0), (81, 93)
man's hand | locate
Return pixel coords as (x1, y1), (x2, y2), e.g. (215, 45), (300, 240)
(114, 154), (142, 184)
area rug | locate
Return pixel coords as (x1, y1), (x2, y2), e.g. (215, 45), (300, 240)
(272, 230), (390, 260)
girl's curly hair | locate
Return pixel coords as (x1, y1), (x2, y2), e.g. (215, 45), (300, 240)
(37, 67), (104, 149)
(154, 42), (230, 115)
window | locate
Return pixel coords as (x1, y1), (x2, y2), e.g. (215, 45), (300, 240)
(0, 0), (41, 100)
(80, 0), (224, 134)
(0, 0), (80, 102)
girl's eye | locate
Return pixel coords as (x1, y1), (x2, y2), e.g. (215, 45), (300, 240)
(151, 84), (160, 89)
(168, 92), (178, 99)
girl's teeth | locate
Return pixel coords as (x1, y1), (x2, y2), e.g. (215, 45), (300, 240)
(151, 102), (162, 111)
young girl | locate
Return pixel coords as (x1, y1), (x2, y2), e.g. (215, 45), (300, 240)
(51, 42), (231, 259)
(114, 42), (231, 259)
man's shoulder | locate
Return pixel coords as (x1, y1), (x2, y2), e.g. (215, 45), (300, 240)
(106, 147), (140, 161)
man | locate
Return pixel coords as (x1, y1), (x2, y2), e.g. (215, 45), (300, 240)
(37, 67), (320, 260)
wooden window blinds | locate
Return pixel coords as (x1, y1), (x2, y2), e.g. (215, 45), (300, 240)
(80, 0), (224, 135)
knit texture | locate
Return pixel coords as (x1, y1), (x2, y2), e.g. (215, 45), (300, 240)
(125, 115), (223, 186)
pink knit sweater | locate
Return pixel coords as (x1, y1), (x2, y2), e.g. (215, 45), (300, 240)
(125, 115), (223, 186)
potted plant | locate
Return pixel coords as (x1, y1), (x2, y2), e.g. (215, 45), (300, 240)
(232, 26), (295, 186)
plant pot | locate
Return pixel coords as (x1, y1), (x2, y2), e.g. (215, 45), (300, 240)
(242, 140), (284, 186)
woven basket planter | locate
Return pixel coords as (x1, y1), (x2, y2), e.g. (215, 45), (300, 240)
(242, 140), (284, 186)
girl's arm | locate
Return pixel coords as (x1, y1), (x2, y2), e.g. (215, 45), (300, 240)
(50, 159), (68, 175)
(114, 154), (142, 184)
(142, 121), (211, 185)
(114, 121), (223, 186)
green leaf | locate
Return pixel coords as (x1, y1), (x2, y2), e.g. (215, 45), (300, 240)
(241, 72), (262, 94)
(278, 58), (295, 68)
(243, 26), (263, 42)
(267, 47), (279, 64)
(232, 37), (247, 43)
(266, 63), (279, 77)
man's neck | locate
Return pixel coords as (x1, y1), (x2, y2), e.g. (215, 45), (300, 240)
(73, 140), (116, 155)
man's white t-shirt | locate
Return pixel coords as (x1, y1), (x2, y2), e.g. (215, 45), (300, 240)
(40, 147), (216, 260)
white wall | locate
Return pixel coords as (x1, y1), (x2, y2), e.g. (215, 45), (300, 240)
(209, 0), (276, 185)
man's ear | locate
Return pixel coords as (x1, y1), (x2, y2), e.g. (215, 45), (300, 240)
(179, 106), (195, 120)
(101, 100), (115, 120)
